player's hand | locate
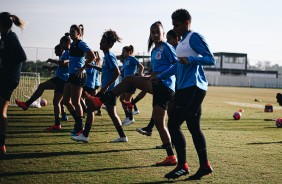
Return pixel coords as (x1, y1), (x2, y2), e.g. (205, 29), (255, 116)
(178, 57), (189, 64)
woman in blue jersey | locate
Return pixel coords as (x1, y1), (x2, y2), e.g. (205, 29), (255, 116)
(16, 34), (71, 131)
(71, 52), (101, 143)
(136, 29), (179, 140)
(92, 21), (177, 165)
(160, 9), (215, 180)
(120, 46), (144, 126)
(62, 24), (95, 136)
(0, 12), (27, 155)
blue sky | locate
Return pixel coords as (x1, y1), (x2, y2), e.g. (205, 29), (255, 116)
(1, 0), (282, 65)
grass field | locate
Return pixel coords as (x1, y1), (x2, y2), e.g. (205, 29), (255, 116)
(1, 86), (282, 184)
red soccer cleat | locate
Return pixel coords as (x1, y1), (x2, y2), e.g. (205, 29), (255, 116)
(46, 125), (62, 131)
(121, 100), (134, 108)
(0, 145), (6, 155)
(15, 100), (28, 110)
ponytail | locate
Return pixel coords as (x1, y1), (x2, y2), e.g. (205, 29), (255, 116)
(0, 12), (25, 30)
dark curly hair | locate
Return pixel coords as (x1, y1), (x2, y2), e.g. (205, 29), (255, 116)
(171, 9), (191, 23)
(102, 29), (121, 48)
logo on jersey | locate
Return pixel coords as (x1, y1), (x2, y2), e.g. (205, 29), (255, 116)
(155, 51), (162, 60)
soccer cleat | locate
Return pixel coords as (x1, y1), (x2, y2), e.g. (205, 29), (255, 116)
(133, 110), (140, 115)
(95, 111), (103, 116)
(188, 165), (213, 180)
(70, 129), (83, 136)
(15, 100), (28, 110)
(164, 162), (190, 179)
(121, 100), (134, 108)
(46, 125), (61, 131)
(110, 137), (128, 143)
(71, 134), (89, 143)
(156, 155), (177, 166)
(122, 118), (135, 126)
(136, 127), (152, 136)
(84, 92), (103, 109)
(0, 145), (6, 155)
(61, 113), (68, 121)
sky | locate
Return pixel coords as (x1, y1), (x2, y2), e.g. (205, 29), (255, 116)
(1, 0), (282, 65)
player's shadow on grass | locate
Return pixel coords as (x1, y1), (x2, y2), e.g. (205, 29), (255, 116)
(1, 148), (155, 160)
(0, 165), (155, 177)
(247, 141), (282, 145)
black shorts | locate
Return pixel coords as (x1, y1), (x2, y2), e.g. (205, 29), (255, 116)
(174, 86), (206, 116)
(0, 79), (19, 101)
(50, 77), (66, 94)
(152, 81), (175, 110)
(83, 86), (95, 95)
(67, 73), (86, 87)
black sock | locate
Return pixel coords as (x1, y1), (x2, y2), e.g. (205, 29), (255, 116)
(125, 110), (129, 118)
(176, 148), (187, 165)
(134, 104), (138, 112)
(70, 111), (77, 120)
(83, 123), (92, 137)
(61, 112), (67, 116)
(55, 116), (60, 126)
(164, 143), (174, 156)
(116, 126), (126, 138)
(146, 118), (155, 130)
(197, 148), (208, 166)
(128, 112), (133, 120)
(131, 96), (141, 104)
(0, 134), (5, 146)
(74, 116), (83, 131)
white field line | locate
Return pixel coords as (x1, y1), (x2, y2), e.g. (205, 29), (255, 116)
(225, 101), (282, 110)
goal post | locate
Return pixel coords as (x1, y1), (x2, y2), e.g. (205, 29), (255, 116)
(10, 72), (41, 107)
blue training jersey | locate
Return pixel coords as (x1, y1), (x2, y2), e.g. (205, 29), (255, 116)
(123, 56), (139, 77)
(94, 70), (100, 88)
(69, 40), (91, 74)
(85, 61), (98, 89)
(151, 42), (177, 92)
(56, 49), (69, 81)
(101, 52), (119, 90)
(158, 31), (216, 91)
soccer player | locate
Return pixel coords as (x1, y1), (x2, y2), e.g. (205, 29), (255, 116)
(16, 33), (71, 130)
(0, 12), (27, 155)
(119, 45), (144, 126)
(61, 24), (95, 136)
(90, 21), (178, 165)
(72, 29), (128, 143)
(135, 29), (179, 145)
(161, 9), (215, 180)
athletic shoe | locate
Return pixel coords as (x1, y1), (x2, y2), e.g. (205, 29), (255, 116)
(122, 118), (135, 126)
(15, 100), (28, 110)
(71, 134), (89, 143)
(0, 145), (6, 155)
(70, 129), (83, 136)
(46, 125), (61, 131)
(110, 137), (128, 143)
(133, 110), (140, 115)
(85, 92), (103, 109)
(188, 165), (213, 180)
(136, 127), (152, 136)
(101, 104), (107, 111)
(121, 100), (134, 108)
(156, 155), (177, 166)
(164, 162), (190, 179)
(95, 111), (103, 116)
(61, 113), (68, 121)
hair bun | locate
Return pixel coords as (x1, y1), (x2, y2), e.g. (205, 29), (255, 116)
(64, 33), (70, 36)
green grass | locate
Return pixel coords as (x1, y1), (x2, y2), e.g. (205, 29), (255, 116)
(1, 86), (282, 184)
